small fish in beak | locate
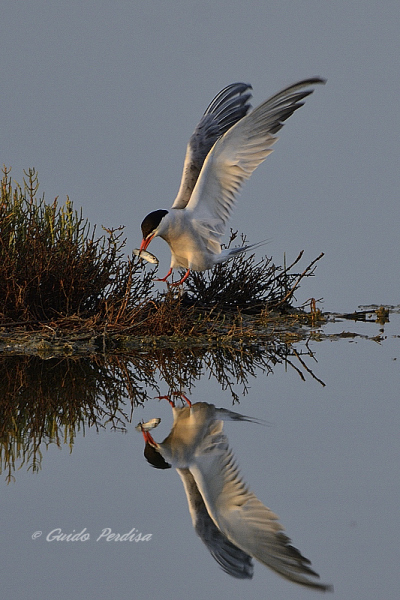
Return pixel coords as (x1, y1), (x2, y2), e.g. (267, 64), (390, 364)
(133, 248), (159, 264)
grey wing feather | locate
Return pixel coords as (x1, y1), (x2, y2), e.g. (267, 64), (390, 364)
(190, 426), (333, 591)
(177, 468), (254, 579)
(214, 406), (267, 425)
(238, 77), (326, 135)
(186, 77), (326, 242)
(172, 83), (252, 209)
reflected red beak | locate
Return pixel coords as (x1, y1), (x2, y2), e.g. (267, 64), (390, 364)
(141, 427), (156, 446)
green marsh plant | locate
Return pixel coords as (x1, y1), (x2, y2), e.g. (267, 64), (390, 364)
(0, 167), (154, 324)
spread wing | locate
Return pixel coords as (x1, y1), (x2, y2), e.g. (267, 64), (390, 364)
(189, 422), (332, 591)
(185, 77), (326, 244)
(172, 83), (252, 209)
(177, 468), (254, 579)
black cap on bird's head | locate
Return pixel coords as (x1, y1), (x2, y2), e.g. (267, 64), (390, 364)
(144, 442), (172, 469)
(141, 210), (168, 240)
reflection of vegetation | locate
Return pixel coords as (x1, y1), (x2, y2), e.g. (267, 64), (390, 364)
(0, 168), (326, 482)
(0, 356), (149, 482)
(0, 341), (323, 481)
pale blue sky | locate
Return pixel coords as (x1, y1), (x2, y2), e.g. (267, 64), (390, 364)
(1, 1), (399, 311)
(1, 4), (400, 600)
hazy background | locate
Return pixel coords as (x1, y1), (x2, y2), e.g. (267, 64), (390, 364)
(1, 3), (400, 600)
(1, 1), (399, 312)
(2, 316), (399, 600)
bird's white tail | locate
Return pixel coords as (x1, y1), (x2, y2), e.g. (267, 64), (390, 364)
(215, 239), (270, 264)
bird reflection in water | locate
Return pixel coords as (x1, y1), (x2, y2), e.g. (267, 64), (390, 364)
(137, 396), (332, 591)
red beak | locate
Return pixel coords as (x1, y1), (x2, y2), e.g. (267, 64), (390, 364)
(140, 427), (156, 446)
(139, 235), (153, 253)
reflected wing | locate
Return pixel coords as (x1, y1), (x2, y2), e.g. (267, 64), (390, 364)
(185, 78), (325, 244)
(177, 468), (254, 579)
(214, 406), (267, 425)
(172, 83), (252, 209)
(189, 422), (332, 591)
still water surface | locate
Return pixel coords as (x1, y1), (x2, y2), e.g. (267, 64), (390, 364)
(1, 309), (399, 599)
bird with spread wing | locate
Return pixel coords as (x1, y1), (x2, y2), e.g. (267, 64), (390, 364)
(138, 400), (332, 590)
(139, 78), (325, 285)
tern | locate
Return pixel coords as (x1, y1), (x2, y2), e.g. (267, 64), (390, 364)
(139, 401), (332, 590)
(139, 77), (325, 285)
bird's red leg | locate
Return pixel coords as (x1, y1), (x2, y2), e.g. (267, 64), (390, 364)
(171, 392), (192, 407)
(156, 393), (191, 408)
(156, 395), (175, 407)
(169, 268), (190, 287)
(180, 393), (192, 408)
(154, 268), (173, 282)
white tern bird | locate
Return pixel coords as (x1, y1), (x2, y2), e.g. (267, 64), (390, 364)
(139, 77), (325, 285)
(138, 400), (332, 590)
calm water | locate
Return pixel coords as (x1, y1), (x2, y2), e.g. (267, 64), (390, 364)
(1, 309), (399, 600)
